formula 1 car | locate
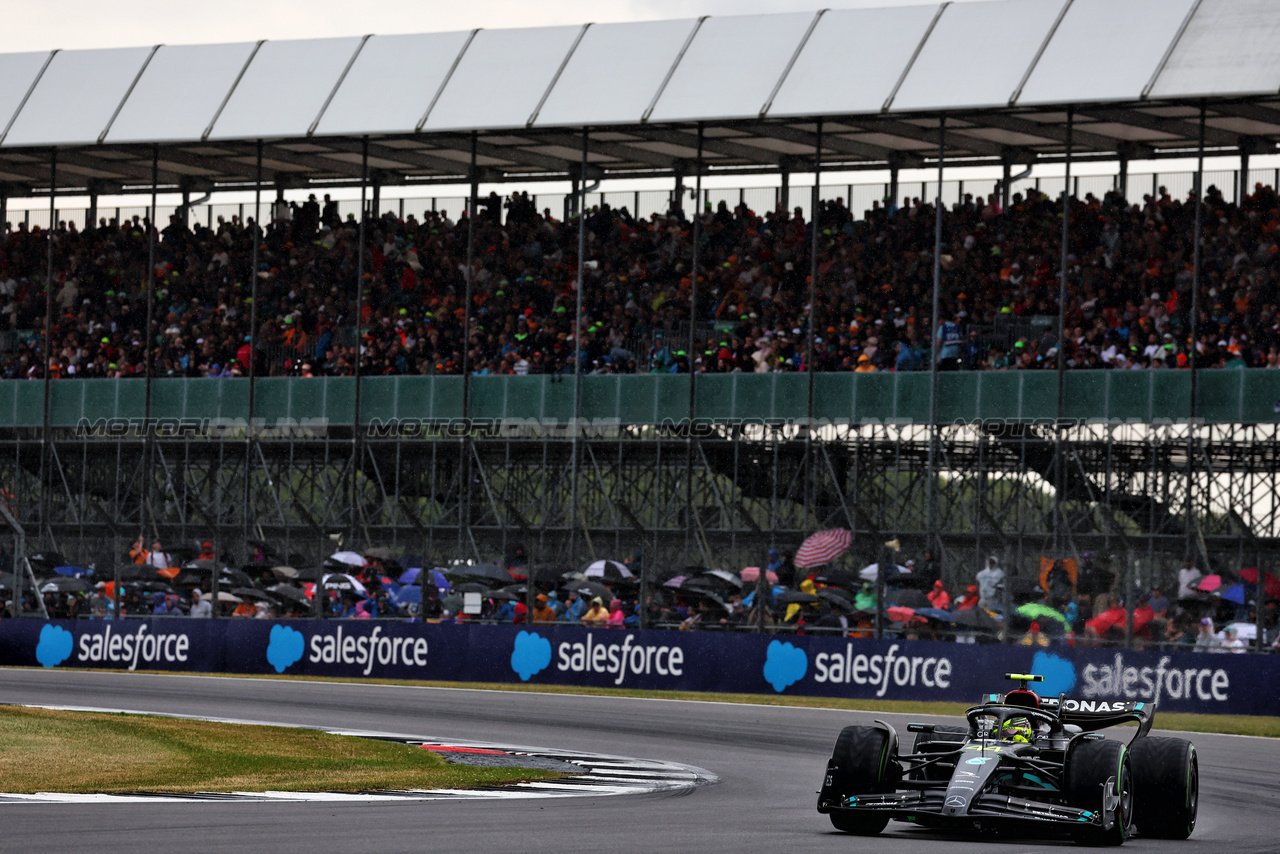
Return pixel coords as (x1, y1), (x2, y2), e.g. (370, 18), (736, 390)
(817, 674), (1197, 845)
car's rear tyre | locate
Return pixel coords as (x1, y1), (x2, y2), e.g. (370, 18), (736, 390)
(1065, 739), (1133, 847)
(822, 725), (896, 835)
(910, 725), (967, 781)
(1129, 737), (1197, 839)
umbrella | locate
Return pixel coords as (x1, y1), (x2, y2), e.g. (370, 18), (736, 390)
(268, 584), (310, 605)
(219, 567), (255, 588)
(440, 594), (463, 614)
(216, 591), (243, 604)
(455, 563), (509, 582)
(682, 588), (730, 612)
(1196, 574), (1223, 592)
(795, 529), (853, 568)
(364, 547), (397, 560)
(392, 586), (421, 607)
(486, 589), (520, 601)
(816, 588), (858, 611)
(271, 566), (298, 580)
(329, 551), (367, 568)
(321, 573), (367, 595)
(886, 606), (926, 624)
(231, 587), (274, 602)
(1239, 568), (1280, 600)
(663, 575), (688, 588)
(583, 559), (634, 580)
(948, 608), (1002, 633)
(914, 607), (956, 623)
(570, 581), (614, 601)
(773, 590), (820, 604)
(453, 582), (492, 594)
(1015, 603), (1071, 627)
(1225, 622), (1258, 641)
(398, 568), (422, 585)
(887, 589), (930, 609)
(184, 559), (217, 571)
(859, 562), (910, 582)
(740, 566), (779, 584)
(814, 568), (861, 589)
(1220, 584), (1247, 605)
(292, 565), (326, 581)
(40, 577), (90, 594)
(53, 565), (90, 577)
(700, 569), (743, 589)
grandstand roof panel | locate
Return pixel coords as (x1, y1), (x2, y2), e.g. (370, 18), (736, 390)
(1150, 0), (1280, 100)
(765, 6), (940, 119)
(3, 46), (154, 148)
(1015, 0), (1197, 107)
(421, 25), (587, 132)
(0, 52), (55, 144)
(647, 12), (818, 123)
(534, 18), (699, 128)
(313, 31), (475, 137)
(0, 0), (1278, 196)
(207, 36), (364, 141)
(105, 42), (260, 145)
(890, 0), (1061, 112)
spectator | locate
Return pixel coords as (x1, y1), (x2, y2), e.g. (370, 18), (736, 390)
(1177, 559), (1203, 599)
(1194, 617), (1222, 652)
(531, 593), (557, 624)
(188, 588), (212, 618)
(927, 579), (951, 611)
(581, 596), (609, 627)
(976, 556), (1004, 611)
(607, 598), (626, 629)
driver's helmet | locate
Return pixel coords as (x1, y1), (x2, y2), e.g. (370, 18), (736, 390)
(1001, 716), (1032, 743)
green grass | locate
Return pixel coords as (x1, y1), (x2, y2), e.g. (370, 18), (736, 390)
(0, 706), (566, 794)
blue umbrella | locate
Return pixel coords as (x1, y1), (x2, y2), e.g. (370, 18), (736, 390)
(54, 565), (90, 577)
(398, 567), (420, 585)
(1221, 584), (1246, 605)
(393, 586), (421, 606)
(914, 607), (955, 622)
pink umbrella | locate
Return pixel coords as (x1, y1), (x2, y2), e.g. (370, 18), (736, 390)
(663, 575), (688, 588)
(740, 566), (779, 584)
(1196, 574), (1222, 592)
(795, 529), (853, 569)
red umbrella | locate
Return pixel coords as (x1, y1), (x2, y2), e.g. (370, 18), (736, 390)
(795, 529), (853, 569)
(740, 566), (778, 584)
(1196, 574), (1222, 593)
(1239, 567), (1280, 599)
(886, 605), (925, 624)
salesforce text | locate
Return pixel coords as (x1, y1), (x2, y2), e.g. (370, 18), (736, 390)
(1081, 653), (1228, 703)
(556, 633), (683, 685)
(308, 625), (429, 675)
(77, 624), (189, 671)
(813, 643), (953, 697)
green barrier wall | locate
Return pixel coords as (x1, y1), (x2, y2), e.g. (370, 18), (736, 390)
(6, 369), (1279, 428)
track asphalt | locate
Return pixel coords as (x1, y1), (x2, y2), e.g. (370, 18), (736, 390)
(0, 668), (1275, 853)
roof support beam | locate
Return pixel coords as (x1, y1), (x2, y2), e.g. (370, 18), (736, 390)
(438, 135), (577, 173)
(851, 118), (1006, 157)
(635, 128), (781, 166)
(1076, 107), (1239, 148)
(531, 132), (675, 169)
(963, 113), (1121, 153)
(322, 139), (471, 177)
(739, 122), (899, 162)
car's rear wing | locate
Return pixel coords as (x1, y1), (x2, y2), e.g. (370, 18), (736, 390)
(1041, 697), (1155, 737)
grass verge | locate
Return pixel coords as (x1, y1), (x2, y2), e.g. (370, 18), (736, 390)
(0, 706), (566, 794)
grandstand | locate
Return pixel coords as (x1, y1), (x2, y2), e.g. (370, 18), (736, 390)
(0, 0), (1279, 635)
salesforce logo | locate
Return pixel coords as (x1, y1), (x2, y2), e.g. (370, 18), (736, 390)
(511, 631), (552, 681)
(35, 624), (73, 668)
(266, 625), (305, 674)
(763, 640), (807, 692)
(1031, 650), (1077, 696)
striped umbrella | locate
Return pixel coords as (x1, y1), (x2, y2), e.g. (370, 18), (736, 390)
(795, 529), (853, 568)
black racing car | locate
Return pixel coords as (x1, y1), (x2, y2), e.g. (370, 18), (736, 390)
(817, 673), (1198, 845)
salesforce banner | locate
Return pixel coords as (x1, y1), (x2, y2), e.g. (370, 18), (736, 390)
(2, 620), (1278, 716)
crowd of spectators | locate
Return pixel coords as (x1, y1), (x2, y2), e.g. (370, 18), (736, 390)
(3, 178), (1280, 382)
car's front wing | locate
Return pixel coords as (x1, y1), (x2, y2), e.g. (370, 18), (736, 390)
(819, 789), (1104, 830)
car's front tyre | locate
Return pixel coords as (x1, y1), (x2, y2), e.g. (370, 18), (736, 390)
(1065, 738), (1133, 846)
(820, 725), (896, 835)
(1129, 737), (1197, 839)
